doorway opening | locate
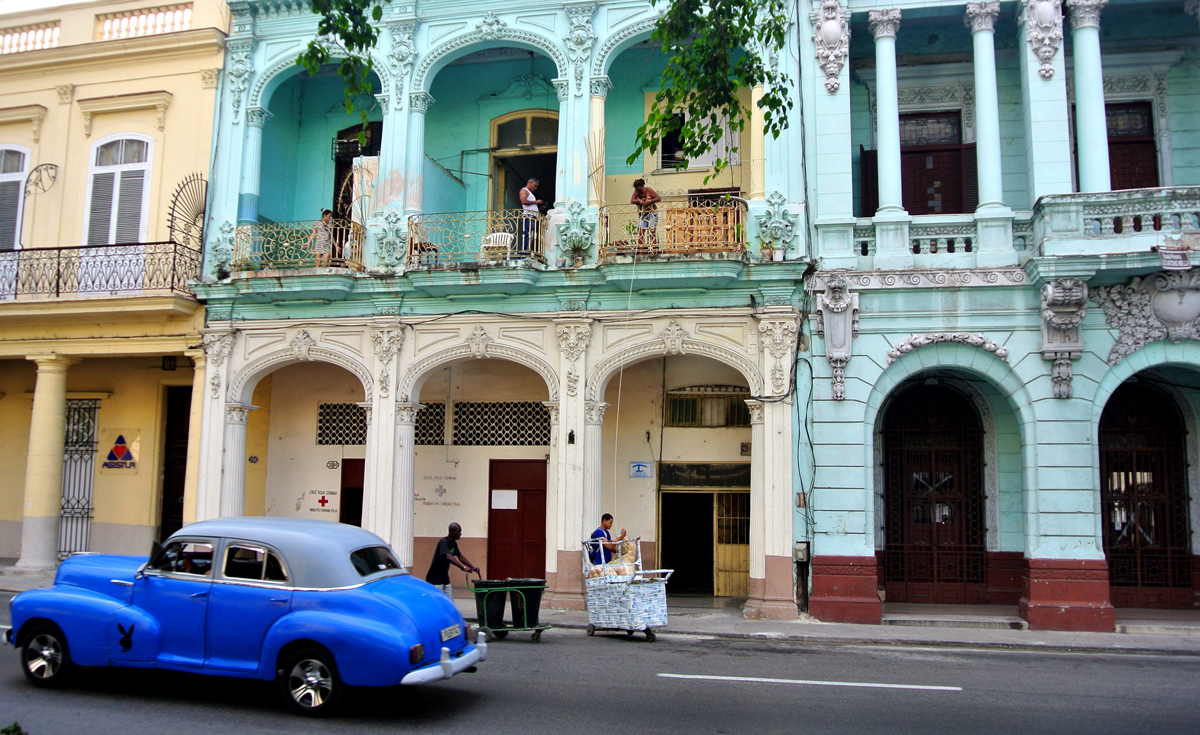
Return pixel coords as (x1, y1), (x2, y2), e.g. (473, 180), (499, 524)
(490, 110), (558, 212)
(159, 386), (192, 541)
(339, 458), (365, 527)
(487, 459), (547, 580)
(658, 462), (751, 597)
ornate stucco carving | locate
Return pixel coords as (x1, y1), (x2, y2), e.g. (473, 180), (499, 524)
(1020, 0), (1063, 80)
(415, 26), (567, 94)
(759, 318), (799, 394)
(817, 269), (1026, 290)
(965, 1), (1000, 32)
(756, 191), (797, 258)
(244, 107), (271, 129)
(385, 18), (418, 108)
(1065, 0), (1105, 29)
(556, 323), (592, 363)
(660, 320), (689, 355)
(585, 401), (609, 425)
(1040, 279), (1088, 398)
(371, 329), (405, 398)
(1093, 270), (1200, 365)
(395, 402), (424, 425)
(886, 333), (1008, 365)
(409, 91), (434, 114)
(466, 325), (492, 359)
(555, 200), (597, 262)
(226, 36), (257, 121)
(745, 399), (765, 425)
(815, 274), (859, 401)
(203, 331), (236, 399)
(564, 4), (597, 96)
(200, 70), (219, 89)
(552, 78), (570, 102)
(476, 12), (507, 40)
(589, 76), (612, 98)
(376, 210), (406, 274)
(290, 330), (317, 361)
(868, 9), (901, 39)
(56, 84), (75, 104)
(210, 221), (235, 280)
(225, 403), (254, 425)
(812, 0), (849, 93)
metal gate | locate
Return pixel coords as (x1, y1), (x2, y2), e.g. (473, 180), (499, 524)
(883, 386), (986, 604)
(1100, 384), (1193, 608)
(58, 399), (99, 559)
(715, 492), (750, 597)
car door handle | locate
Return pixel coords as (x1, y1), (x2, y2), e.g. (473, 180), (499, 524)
(190, 592), (207, 599)
(270, 598), (288, 603)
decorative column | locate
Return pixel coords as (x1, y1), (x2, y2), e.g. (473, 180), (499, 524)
(542, 401), (561, 586)
(181, 349), (206, 527)
(392, 402), (422, 568)
(1018, 0), (1072, 202)
(744, 400), (769, 607)
(237, 107), (271, 224)
(1067, 0), (1111, 192)
(582, 401), (608, 545)
(379, 16), (417, 213)
(364, 327), (402, 542)
(587, 76), (611, 209)
(868, 9), (911, 269)
(404, 92), (433, 216)
(749, 86), (766, 201)
(810, 0), (857, 268)
(219, 403), (256, 517)
(552, 78), (572, 208)
(966, 1), (1017, 266)
(15, 355), (76, 572)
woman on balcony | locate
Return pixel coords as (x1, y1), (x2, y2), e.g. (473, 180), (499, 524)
(306, 208), (334, 268)
(518, 179), (543, 257)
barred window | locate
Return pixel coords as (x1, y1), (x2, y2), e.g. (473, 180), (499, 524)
(317, 403), (366, 445)
(414, 402), (446, 445)
(452, 402), (550, 446)
(665, 385), (751, 428)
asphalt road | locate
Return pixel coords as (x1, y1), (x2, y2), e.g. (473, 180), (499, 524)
(3, 595), (1199, 734)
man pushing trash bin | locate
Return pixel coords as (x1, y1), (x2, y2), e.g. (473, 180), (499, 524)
(426, 522), (479, 596)
(588, 513), (627, 565)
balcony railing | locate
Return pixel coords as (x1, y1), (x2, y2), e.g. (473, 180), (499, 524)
(0, 241), (200, 299)
(407, 210), (546, 269)
(599, 198), (747, 263)
(233, 220), (366, 271)
(1035, 186), (1200, 257)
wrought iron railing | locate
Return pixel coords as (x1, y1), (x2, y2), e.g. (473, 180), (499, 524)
(406, 210), (546, 269)
(599, 197), (747, 263)
(0, 240), (200, 299)
(233, 219), (366, 271)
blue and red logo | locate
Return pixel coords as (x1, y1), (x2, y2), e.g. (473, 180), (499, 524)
(102, 435), (136, 469)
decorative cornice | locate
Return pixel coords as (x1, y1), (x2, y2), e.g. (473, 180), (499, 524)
(77, 91), (172, 136)
(886, 333), (1009, 365)
(0, 104), (47, 143)
(964, 0), (1000, 33)
(0, 28), (225, 78)
(1020, 0), (1063, 79)
(1066, 0), (1105, 30)
(868, 9), (901, 40)
(812, 0), (849, 93)
(811, 268), (1027, 290)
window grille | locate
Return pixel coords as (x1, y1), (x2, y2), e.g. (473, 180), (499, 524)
(452, 402), (550, 446)
(59, 399), (100, 559)
(665, 385), (751, 428)
(414, 402), (445, 445)
(317, 403), (366, 445)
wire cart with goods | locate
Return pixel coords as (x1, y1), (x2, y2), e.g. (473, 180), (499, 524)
(582, 537), (673, 641)
(465, 573), (551, 642)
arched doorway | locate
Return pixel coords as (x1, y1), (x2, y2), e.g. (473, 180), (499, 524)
(490, 109), (558, 211)
(1099, 382), (1193, 608)
(882, 385), (986, 603)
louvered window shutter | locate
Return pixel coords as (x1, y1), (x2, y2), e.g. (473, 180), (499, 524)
(860, 146), (879, 217)
(87, 172), (116, 246)
(0, 180), (20, 251)
(962, 143), (979, 213)
(115, 170), (145, 244)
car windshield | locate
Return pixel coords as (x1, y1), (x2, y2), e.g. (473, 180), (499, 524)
(350, 546), (404, 577)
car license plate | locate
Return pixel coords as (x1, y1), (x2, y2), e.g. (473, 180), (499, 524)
(440, 624), (460, 642)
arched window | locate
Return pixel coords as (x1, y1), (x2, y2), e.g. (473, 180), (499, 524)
(84, 135), (152, 246)
(0, 146), (28, 251)
(491, 110), (558, 154)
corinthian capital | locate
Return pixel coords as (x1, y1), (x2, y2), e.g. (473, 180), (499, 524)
(1066, 0), (1106, 29)
(868, 9), (901, 39)
(964, 1), (1001, 32)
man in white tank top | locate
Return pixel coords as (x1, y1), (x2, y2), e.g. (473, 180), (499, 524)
(518, 178), (542, 256)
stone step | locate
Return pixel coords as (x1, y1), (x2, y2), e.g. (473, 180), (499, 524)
(1115, 622), (1200, 636)
(882, 614), (1028, 630)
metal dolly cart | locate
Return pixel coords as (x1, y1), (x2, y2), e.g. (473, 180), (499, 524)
(581, 538), (673, 641)
(465, 573), (551, 643)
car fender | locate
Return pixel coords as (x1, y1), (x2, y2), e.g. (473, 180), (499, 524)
(107, 605), (162, 663)
(261, 610), (413, 686)
(11, 586), (124, 666)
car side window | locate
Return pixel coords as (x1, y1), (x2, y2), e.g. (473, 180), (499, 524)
(153, 541), (214, 576)
(224, 543), (289, 584)
(350, 546), (402, 577)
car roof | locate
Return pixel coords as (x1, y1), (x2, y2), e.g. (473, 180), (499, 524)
(171, 517), (403, 589)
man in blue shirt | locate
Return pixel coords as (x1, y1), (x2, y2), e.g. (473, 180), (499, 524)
(589, 513), (627, 565)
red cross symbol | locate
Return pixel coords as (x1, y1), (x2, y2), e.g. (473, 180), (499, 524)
(318, 496), (329, 507)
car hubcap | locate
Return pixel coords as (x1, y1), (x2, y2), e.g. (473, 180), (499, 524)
(26, 634), (62, 679)
(289, 659), (332, 708)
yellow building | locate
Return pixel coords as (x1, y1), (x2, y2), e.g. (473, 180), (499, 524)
(0, 0), (227, 572)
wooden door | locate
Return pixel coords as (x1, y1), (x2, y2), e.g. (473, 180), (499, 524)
(714, 492), (750, 597)
(1106, 102), (1159, 191)
(1100, 384), (1192, 608)
(159, 386), (191, 541)
(487, 459), (547, 580)
(339, 459), (364, 527)
(883, 386), (987, 604)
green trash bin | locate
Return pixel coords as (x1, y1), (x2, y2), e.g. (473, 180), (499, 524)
(472, 580), (508, 630)
(505, 578), (546, 628)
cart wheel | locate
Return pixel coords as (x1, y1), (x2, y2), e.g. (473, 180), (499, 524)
(493, 630), (509, 640)
(586, 624), (595, 637)
(480, 626), (493, 642)
(626, 630), (635, 637)
(645, 628), (656, 642)
(531, 630), (542, 643)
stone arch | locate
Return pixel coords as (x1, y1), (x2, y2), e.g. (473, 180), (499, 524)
(226, 344), (374, 405)
(592, 17), (657, 76)
(397, 343), (560, 403)
(413, 27), (568, 94)
(586, 335), (764, 403)
(250, 50), (392, 111)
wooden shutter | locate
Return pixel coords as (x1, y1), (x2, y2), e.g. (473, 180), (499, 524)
(859, 146), (878, 217)
(115, 169), (145, 244)
(0, 180), (20, 251)
(962, 143), (978, 213)
(87, 172), (116, 246)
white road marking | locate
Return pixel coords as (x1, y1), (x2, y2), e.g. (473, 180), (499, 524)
(658, 673), (962, 692)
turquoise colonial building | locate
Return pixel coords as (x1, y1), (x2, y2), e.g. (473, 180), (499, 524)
(194, 0), (1200, 629)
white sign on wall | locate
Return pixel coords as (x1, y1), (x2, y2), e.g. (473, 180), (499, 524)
(629, 461), (653, 479)
(491, 489), (518, 510)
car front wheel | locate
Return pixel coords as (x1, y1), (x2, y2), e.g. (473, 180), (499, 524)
(21, 624), (76, 688)
(280, 648), (343, 716)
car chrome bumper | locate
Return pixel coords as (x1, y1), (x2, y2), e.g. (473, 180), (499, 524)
(400, 632), (487, 685)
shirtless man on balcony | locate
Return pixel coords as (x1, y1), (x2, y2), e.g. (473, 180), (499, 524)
(631, 179), (662, 247)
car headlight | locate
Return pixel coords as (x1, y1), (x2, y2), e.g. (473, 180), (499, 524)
(409, 644), (425, 665)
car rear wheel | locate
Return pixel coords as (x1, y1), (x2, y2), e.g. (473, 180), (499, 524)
(21, 624), (76, 688)
(280, 648), (343, 716)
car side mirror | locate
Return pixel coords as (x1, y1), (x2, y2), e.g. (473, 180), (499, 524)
(135, 563), (146, 580)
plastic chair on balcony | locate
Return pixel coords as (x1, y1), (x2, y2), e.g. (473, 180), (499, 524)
(409, 221), (438, 267)
(482, 232), (515, 262)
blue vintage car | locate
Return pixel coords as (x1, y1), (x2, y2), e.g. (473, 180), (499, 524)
(6, 517), (486, 715)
